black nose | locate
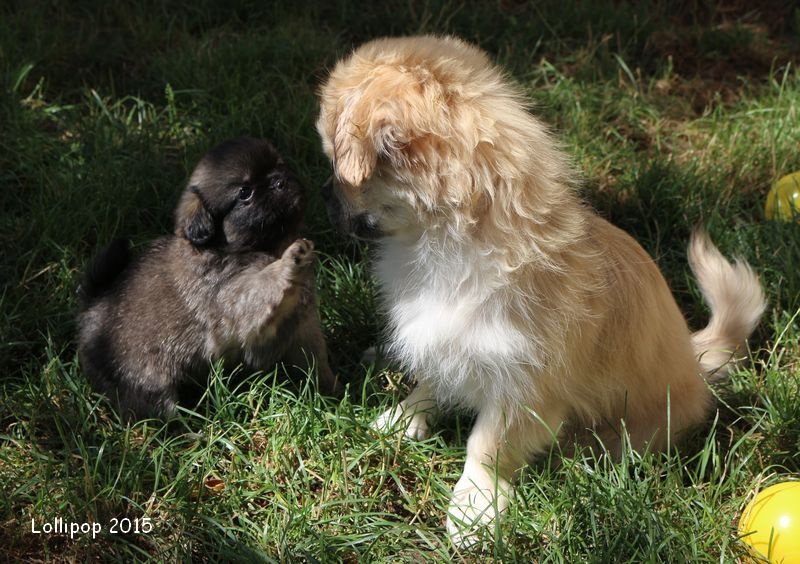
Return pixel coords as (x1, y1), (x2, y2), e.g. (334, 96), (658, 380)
(321, 176), (333, 202)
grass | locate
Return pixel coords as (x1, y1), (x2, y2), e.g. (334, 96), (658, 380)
(1, 0), (799, 561)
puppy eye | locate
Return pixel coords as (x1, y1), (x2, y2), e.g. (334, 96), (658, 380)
(238, 186), (254, 202)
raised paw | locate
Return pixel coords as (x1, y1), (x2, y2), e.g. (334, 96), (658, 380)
(283, 238), (315, 271)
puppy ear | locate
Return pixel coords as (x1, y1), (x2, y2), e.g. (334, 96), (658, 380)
(333, 96), (379, 187)
(175, 187), (214, 246)
(331, 69), (427, 187)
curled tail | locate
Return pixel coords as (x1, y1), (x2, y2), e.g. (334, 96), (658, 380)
(688, 230), (766, 378)
(78, 238), (131, 306)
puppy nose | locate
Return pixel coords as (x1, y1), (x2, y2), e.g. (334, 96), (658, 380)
(321, 176), (334, 201)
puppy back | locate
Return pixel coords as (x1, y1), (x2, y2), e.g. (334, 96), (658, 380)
(79, 238), (131, 305)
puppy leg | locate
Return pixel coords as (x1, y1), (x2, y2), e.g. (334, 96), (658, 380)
(81, 332), (179, 420)
(284, 316), (342, 396)
(446, 403), (565, 548)
(115, 377), (179, 421)
(372, 382), (438, 441)
(218, 238), (314, 341)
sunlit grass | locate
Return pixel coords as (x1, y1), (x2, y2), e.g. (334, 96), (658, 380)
(1, 1), (798, 561)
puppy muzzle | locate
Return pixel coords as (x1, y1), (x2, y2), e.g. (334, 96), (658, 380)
(349, 213), (383, 240)
(321, 176), (334, 203)
(321, 176), (345, 232)
(321, 176), (383, 241)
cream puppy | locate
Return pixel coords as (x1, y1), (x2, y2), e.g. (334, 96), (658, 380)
(316, 35), (765, 547)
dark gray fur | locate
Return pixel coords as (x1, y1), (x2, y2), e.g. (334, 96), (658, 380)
(78, 137), (339, 419)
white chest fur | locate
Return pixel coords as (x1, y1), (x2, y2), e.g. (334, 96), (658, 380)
(375, 237), (543, 410)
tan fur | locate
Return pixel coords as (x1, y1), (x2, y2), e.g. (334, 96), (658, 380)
(316, 35), (765, 547)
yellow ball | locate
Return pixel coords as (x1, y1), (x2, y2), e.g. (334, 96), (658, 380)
(739, 481), (800, 563)
(765, 172), (800, 221)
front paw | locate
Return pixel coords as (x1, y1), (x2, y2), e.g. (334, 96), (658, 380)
(446, 468), (513, 549)
(283, 238), (315, 272)
(371, 406), (431, 441)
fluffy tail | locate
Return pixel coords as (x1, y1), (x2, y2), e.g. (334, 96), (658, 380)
(687, 230), (766, 378)
(78, 238), (131, 306)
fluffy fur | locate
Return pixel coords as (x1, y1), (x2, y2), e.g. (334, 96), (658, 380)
(78, 137), (339, 420)
(316, 36), (766, 547)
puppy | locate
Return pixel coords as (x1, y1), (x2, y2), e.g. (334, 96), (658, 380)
(316, 36), (765, 547)
(78, 137), (339, 420)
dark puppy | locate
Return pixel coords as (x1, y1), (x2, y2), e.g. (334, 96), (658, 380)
(78, 137), (339, 419)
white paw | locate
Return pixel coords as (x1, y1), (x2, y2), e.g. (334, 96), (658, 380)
(446, 466), (513, 549)
(403, 412), (431, 441)
(371, 406), (431, 441)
